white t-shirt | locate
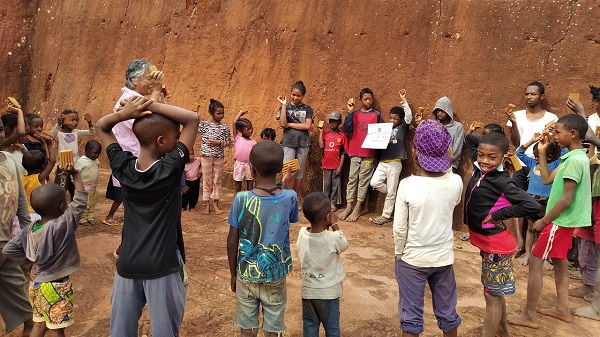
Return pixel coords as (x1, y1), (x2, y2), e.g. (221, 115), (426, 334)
(587, 113), (600, 134)
(506, 110), (558, 158)
(296, 227), (349, 299)
(393, 173), (463, 268)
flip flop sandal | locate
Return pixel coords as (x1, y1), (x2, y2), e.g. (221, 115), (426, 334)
(371, 216), (390, 225)
(459, 233), (470, 241)
(515, 247), (526, 258)
(102, 219), (120, 226)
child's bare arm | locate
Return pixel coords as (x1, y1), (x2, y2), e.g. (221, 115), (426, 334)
(0, 105), (26, 148)
(226, 226), (239, 292)
(532, 179), (576, 232)
(336, 153), (345, 176)
(277, 96), (288, 128)
(145, 101), (200, 152)
(39, 140), (56, 183)
(68, 166), (84, 193)
(286, 118), (313, 131)
(318, 128), (324, 149)
(232, 110), (245, 135)
(537, 136), (558, 184)
(96, 96), (153, 149)
(520, 133), (541, 150)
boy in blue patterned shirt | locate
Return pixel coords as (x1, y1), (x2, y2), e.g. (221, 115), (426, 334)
(227, 140), (299, 337)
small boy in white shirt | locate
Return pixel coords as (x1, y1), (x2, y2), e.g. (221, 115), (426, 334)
(297, 192), (349, 337)
(74, 140), (101, 225)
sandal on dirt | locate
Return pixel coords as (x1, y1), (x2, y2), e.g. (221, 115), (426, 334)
(514, 247), (526, 258)
(459, 233), (470, 241)
(102, 219), (120, 226)
(371, 216), (391, 225)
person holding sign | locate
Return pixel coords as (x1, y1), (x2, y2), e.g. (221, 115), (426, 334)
(339, 88), (382, 222)
(369, 91), (412, 225)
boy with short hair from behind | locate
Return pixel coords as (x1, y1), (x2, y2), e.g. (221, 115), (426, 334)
(432, 96), (464, 173)
(95, 96), (199, 336)
(370, 92), (412, 225)
(318, 111), (348, 211)
(339, 88), (382, 222)
(394, 119), (463, 337)
(465, 132), (540, 337)
(3, 165), (86, 337)
(509, 114), (592, 328)
(227, 140), (299, 337)
(297, 192), (349, 337)
(74, 140), (102, 225)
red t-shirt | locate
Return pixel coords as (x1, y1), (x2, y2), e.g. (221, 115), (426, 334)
(346, 110), (380, 157)
(322, 130), (348, 170)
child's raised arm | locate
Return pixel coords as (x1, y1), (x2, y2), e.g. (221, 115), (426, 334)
(232, 110), (246, 135)
(80, 112), (95, 136)
(0, 104), (26, 149)
(318, 123), (325, 149)
(276, 95), (288, 128)
(537, 136), (558, 184)
(39, 138), (56, 183)
(399, 91), (412, 125)
(145, 101), (200, 152)
(96, 96), (153, 149)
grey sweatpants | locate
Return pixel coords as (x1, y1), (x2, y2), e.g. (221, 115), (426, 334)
(0, 256), (32, 333)
(110, 271), (187, 337)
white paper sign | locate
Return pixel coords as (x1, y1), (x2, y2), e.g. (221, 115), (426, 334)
(361, 123), (393, 149)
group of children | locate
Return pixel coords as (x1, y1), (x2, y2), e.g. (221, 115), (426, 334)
(2, 58), (600, 337)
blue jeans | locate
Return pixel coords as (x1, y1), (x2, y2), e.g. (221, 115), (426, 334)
(302, 298), (340, 337)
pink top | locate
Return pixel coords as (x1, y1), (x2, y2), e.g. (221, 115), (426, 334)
(184, 157), (202, 181)
(234, 134), (257, 164)
(111, 87), (142, 187)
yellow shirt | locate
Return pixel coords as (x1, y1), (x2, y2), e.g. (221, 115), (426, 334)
(22, 174), (41, 212)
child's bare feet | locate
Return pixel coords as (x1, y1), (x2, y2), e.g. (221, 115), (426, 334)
(203, 202), (210, 215)
(569, 284), (593, 298)
(571, 305), (600, 321)
(507, 313), (540, 329)
(214, 201), (223, 215)
(537, 307), (573, 322)
(338, 204), (353, 220)
(519, 252), (530, 266)
(346, 204), (363, 222)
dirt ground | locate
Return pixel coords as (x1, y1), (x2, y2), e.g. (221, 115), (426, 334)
(3, 169), (600, 337)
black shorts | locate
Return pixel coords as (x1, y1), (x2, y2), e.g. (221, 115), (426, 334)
(105, 175), (123, 202)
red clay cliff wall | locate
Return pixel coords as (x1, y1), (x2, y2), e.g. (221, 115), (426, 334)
(1, 0), (600, 224)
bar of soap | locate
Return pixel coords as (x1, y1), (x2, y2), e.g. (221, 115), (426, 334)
(59, 150), (74, 167)
(505, 103), (516, 114)
(7, 97), (20, 108)
(148, 65), (158, 73)
(509, 155), (522, 171)
(318, 121), (324, 128)
(569, 93), (580, 102)
(282, 159), (300, 173)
